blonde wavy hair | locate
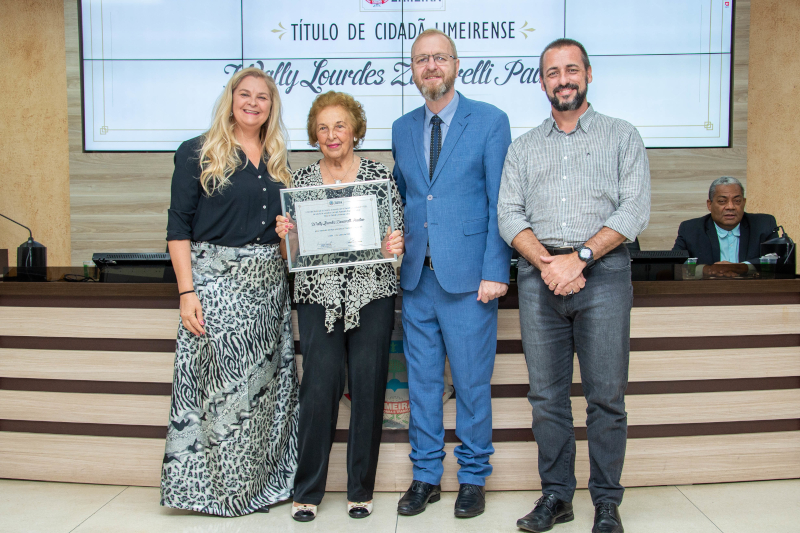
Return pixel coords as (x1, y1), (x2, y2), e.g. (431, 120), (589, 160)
(199, 67), (291, 195)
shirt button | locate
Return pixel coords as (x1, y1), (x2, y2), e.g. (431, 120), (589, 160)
(562, 176), (567, 180)
(563, 156), (568, 160)
(263, 205), (266, 209)
(263, 188), (266, 191)
(256, 238), (260, 241)
(562, 198), (566, 202)
(427, 195), (433, 200)
(424, 222), (428, 228)
(258, 175), (262, 179)
(262, 221), (266, 225)
(562, 222), (566, 227)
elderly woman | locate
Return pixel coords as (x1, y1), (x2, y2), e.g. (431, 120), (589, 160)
(161, 67), (298, 516)
(276, 91), (404, 521)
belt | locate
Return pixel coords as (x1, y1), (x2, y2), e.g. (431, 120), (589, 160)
(543, 245), (576, 256)
(423, 256), (434, 270)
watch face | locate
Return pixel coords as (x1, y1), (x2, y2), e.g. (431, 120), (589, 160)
(579, 248), (591, 260)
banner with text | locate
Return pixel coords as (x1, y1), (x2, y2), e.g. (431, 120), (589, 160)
(81, 0), (733, 151)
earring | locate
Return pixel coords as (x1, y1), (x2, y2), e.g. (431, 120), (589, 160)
(229, 111), (233, 117)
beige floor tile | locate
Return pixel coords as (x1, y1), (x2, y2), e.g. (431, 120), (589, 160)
(396, 485), (722, 533)
(0, 479), (126, 533)
(396, 490), (593, 533)
(71, 487), (401, 533)
(617, 486), (721, 533)
(677, 479), (800, 533)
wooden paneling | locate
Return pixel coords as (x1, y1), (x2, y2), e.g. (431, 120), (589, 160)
(0, 307), (178, 339)
(0, 348), (174, 382)
(0, 432), (164, 486)
(64, 2), (751, 264)
(3, 345), (796, 388)
(334, 390), (800, 431)
(0, 390), (170, 426)
(492, 347), (800, 385)
(1, 1), (71, 266)
(3, 430), (796, 490)
(747, 0), (800, 274)
(498, 305), (800, 340)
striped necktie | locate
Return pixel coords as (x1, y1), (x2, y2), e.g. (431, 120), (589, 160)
(429, 115), (442, 179)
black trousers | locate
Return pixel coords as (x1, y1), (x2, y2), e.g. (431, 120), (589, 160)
(293, 296), (394, 504)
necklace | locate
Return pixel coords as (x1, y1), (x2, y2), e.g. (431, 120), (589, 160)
(323, 155), (357, 184)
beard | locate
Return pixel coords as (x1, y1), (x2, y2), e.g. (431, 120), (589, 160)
(548, 78), (588, 111)
(414, 67), (456, 101)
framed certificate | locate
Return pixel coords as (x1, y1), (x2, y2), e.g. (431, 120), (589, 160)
(279, 179), (397, 272)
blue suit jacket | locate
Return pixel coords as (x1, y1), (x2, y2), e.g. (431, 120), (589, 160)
(392, 93), (513, 293)
(672, 212), (778, 264)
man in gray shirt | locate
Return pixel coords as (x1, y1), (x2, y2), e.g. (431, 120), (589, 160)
(498, 38), (650, 533)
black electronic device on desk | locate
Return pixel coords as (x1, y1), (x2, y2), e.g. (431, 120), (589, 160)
(630, 250), (690, 281)
(760, 225), (796, 278)
(92, 253), (176, 283)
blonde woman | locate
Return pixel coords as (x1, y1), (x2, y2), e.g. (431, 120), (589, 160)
(161, 67), (298, 516)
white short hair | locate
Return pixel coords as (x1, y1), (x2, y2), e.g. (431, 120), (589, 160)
(709, 176), (744, 200)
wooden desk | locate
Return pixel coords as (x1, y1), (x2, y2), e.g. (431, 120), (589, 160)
(1, 279), (798, 489)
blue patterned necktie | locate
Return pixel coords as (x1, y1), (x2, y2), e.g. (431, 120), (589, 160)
(429, 115), (442, 179)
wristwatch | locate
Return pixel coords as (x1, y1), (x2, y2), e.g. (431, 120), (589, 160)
(575, 245), (596, 269)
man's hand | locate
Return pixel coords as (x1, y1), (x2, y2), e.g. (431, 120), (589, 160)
(477, 280), (508, 303)
(704, 262), (749, 278)
(562, 273), (587, 295)
(540, 253), (586, 295)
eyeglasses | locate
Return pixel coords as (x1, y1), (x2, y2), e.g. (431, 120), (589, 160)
(411, 54), (456, 67)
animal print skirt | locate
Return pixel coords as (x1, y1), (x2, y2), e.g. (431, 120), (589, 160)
(160, 242), (299, 516)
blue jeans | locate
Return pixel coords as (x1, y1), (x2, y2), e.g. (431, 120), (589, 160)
(517, 245), (632, 505)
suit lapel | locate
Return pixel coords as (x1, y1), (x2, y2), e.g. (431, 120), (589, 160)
(738, 214), (751, 262)
(430, 96), (470, 187)
(409, 107), (429, 184)
(705, 217), (721, 263)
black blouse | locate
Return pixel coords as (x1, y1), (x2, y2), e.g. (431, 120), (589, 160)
(166, 136), (284, 247)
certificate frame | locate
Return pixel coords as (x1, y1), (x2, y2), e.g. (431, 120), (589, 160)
(279, 179), (397, 272)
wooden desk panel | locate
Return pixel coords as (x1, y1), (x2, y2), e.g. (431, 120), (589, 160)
(0, 279), (797, 489)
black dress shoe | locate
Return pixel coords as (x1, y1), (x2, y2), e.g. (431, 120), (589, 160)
(516, 494), (574, 532)
(454, 483), (485, 518)
(397, 480), (441, 516)
(593, 503), (623, 533)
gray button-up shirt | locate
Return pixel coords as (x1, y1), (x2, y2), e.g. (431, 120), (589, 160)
(498, 105), (650, 247)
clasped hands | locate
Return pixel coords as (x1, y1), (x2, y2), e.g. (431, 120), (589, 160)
(276, 214), (405, 258)
(540, 253), (587, 296)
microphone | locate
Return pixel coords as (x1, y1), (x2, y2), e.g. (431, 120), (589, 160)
(0, 212), (47, 279)
(763, 225), (795, 265)
(0, 213), (33, 240)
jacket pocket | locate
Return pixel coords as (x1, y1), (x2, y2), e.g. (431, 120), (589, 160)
(463, 216), (489, 236)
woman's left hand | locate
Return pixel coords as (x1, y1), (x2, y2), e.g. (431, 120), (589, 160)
(382, 229), (404, 258)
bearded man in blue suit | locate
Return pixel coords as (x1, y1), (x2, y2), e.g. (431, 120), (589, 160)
(392, 29), (512, 519)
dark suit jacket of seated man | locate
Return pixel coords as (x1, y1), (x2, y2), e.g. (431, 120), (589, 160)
(673, 212), (777, 264)
(673, 176), (778, 266)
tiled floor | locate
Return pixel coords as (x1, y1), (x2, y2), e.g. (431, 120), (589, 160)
(1, 478), (798, 533)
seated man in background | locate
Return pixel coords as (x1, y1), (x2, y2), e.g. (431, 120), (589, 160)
(673, 176), (777, 276)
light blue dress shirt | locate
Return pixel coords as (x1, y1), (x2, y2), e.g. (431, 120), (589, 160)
(715, 222), (741, 262)
(423, 91), (460, 175)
